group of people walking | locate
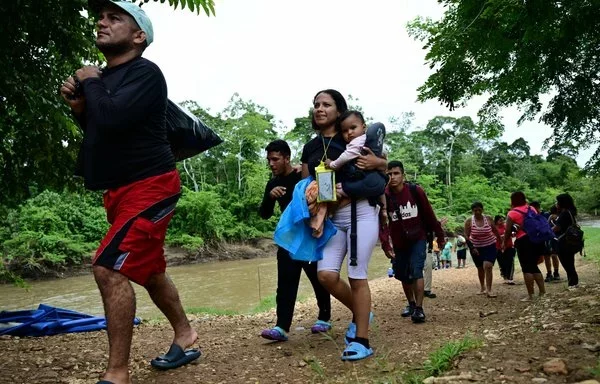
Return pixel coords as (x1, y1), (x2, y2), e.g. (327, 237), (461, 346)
(58, 1), (584, 382)
(461, 193), (581, 302)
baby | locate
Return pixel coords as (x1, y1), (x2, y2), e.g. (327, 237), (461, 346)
(325, 110), (367, 175)
(324, 111), (387, 200)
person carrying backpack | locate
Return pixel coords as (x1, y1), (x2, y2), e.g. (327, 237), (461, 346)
(505, 191), (546, 301)
(380, 161), (445, 323)
(552, 193), (581, 288)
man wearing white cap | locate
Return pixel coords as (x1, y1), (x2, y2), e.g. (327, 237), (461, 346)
(60, 1), (200, 383)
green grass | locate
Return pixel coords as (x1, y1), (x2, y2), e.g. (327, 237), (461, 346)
(583, 227), (600, 263)
(250, 294), (277, 313)
(185, 307), (239, 316)
(422, 335), (482, 376)
(588, 358), (600, 378)
(394, 335), (482, 383)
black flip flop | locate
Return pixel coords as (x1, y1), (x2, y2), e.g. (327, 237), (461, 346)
(150, 344), (201, 370)
(97, 381), (115, 384)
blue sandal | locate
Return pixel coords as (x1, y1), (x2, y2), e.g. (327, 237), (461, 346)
(345, 312), (374, 345)
(341, 341), (374, 361)
(260, 326), (288, 341)
(310, 320), (332, 333)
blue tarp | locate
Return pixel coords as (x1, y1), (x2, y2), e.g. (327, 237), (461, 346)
(0, 304), (140, 337)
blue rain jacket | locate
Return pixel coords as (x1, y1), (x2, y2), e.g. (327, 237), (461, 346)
(274, 177), (336, 262)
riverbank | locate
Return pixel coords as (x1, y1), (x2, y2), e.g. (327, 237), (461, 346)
(2, 255), (599, 383)
(1, 238), (279, 283)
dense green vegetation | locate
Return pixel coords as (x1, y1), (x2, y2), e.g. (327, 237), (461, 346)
(2, 1), (599, 282)
(408, 0), (600, 172)
(1, 92), (599, 282)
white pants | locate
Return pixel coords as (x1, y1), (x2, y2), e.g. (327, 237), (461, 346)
(317, 200), (378, 279)
(424, 251), (433, 292)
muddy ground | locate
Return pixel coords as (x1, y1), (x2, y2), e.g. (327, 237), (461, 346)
(1, 252), (599, 384)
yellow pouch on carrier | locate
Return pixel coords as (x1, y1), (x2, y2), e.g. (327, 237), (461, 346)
(315, 162), (336, 203)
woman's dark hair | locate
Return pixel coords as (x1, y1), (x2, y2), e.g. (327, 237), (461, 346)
(556, 193), (577, 215)
(494, 215), (504, 224)
(335, 110), (364, 132)
(510, 191), (527, 207)
(311, 89), (348, 130)
(265, 139), (291, 158)
(549, 205), (558, 215)
(471, 201), (484, 210)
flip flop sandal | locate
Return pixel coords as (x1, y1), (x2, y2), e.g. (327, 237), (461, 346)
(310, 320), (332, 334)
(341, 341), (374, 361)
(344, 312), (374, 345)
(150, 344), (201, 370)
(260, 326), (288, 341)
(97, 381), (114, 384)
(487, 293), (498, 298)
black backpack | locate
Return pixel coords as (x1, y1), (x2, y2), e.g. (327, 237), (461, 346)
(558, 210), (585, 254)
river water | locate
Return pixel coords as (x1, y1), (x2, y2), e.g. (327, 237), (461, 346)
(0, 248), (393, 318)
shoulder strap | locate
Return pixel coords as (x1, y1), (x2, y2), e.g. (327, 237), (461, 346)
(513, 207), (528, 216)
(323, 134), (346, 153)
(408, 183), (421, 212)
(567, 209), (577, 225)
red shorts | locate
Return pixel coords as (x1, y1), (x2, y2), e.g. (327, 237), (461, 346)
(93, 170), (181, 286)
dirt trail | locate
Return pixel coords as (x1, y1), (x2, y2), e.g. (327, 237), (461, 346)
(2, 253), (599, 384)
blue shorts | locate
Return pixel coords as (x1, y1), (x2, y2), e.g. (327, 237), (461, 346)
(392, 240), (426, 282)
(471, 244), (496, 268)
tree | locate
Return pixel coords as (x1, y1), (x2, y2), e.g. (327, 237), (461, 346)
(0, 0), (214, 206)
(408, 0), (600, 171)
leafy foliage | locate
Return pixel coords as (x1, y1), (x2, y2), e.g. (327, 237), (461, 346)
(2, 89), (600, 282)
(408, 0), (600, 171)
(0, 0), (214, 206)
(0, 191), (106, 278)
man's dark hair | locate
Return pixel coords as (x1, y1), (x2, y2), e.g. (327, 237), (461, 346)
(387, 160), (404, 172)
(311, 89), (348, 130)
(265, 139), (291, 158)
(336, 110), (365, 132)
(510, 191), (527, 207)
(494, 215), (504, 224)
(530, 201), (541, 210)
(471, 201), (484, 210)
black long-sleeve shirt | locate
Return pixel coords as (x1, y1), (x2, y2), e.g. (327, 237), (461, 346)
(259, 171), (302, 219)
(75, 56), (175, 190)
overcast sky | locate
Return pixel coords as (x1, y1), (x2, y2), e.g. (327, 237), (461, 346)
(141, 0), (592, 166)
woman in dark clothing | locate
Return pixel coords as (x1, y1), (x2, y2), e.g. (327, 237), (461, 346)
(505, 191), (546, 301)
(495, 215), (515, 285)
(302, 89), (386, 361)
(552, 193), (580, 288)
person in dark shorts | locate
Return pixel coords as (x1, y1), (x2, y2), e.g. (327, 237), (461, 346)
(382, 161), (445, 323)
(535, 202), (561, 282)
(455, 233), (468, 268)
(60, 2), (198, 382)
(505, 192), (546, 301)
(464, 202), (501, 297)
(494, 215), (515, 284)
(259, 140), (331, 341)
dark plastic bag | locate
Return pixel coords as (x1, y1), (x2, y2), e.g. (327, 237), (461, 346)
(166, 99), (223, 161)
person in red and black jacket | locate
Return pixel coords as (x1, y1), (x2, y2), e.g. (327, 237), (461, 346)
(379, 161), (445, 323)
